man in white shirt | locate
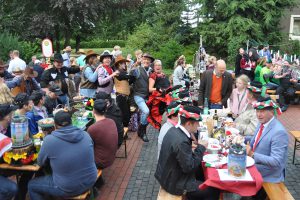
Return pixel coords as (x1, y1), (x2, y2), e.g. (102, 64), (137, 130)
(7, 50), (26, 73)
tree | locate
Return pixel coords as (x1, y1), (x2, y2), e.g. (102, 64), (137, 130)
(195, 0), (296, 63)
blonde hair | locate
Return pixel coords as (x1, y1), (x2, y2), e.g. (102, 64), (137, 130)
(0, 84), (13, 104)
(153, 59), (162, 66)
(236, 74), (250, 86)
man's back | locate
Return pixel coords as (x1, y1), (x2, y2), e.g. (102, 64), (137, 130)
(38, 125), (97, 193)
(8, 57), (26, 73)
(87, 118), (118, 168)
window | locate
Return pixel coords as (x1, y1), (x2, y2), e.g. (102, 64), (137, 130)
(290, 15), (300, 40)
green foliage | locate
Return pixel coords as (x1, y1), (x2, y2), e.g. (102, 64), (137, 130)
(125, 23), (160, 52)
(0, 32), (21, 61)
(153, 40), (184, 69)
(53, 39), (125, 50)
(0, 32), (40, 62)
(196, 0), (296, 64)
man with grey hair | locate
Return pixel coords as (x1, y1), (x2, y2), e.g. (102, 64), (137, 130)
(7, 50), (26, 73)
(198, 59), (233, 109)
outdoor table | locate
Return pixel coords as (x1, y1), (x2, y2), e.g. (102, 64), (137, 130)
(0, 163), (40, 171)
(199, 163), (263, 197)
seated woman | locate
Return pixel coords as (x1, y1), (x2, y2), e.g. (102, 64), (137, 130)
(229, 74), (249, 118)
(113, 55), (134, 127)
(80, 50), (100, 98)
(234, 84), (261, 142)
(147, 60), (171, 129)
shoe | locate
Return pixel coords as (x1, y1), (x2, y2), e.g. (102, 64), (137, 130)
(281, 105), (288, 112)
(137, 125), (142, 137)
(140, 124), (149, 142)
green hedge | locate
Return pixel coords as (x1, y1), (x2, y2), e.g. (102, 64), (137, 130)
(55, 39), (125, 49)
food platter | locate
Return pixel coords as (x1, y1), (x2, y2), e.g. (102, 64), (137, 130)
(38, 118), (54, 128)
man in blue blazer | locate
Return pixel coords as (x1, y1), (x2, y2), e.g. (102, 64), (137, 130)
(247, 96), (288, 183)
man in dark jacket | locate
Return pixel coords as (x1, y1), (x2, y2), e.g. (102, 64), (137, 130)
(28, 110), (97, 199)
(40, 53), (80, 106)
(95, 92), (124, 147)
(198, 60), (233, 109)
(155, 106), (220, 200)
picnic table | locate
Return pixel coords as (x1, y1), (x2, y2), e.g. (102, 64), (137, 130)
(200, 163), (263, 197)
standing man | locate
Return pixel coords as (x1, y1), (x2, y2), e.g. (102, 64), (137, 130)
(7, 50), (26, 74)
(155, 106), (220, 200)
(198, 60), (233, 109)
(74, 49), (86, 93)
(247, 97), (288, 183)
(40, 53), (80, 106)
(62, 46), (72, 68)
(130, 53), (154, 142)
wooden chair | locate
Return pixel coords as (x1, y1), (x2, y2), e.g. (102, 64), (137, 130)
(266, 90), (276, 94)
(263, 182), (294, 200)
(157, 187), (185, 200)
(66, 169), (102, 200)
(289, 131), (300, 164)
(116, 127), (129, 158)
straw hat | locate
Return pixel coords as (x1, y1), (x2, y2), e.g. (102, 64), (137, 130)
(84, 50), (99, 62)
(113, 56), (129, 67)
(24, 66), (38, 78)
(77, 49), (86, 54)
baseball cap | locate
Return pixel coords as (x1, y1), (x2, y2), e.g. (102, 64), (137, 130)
(93, 99), (108, 114)
(49, 85), (63, 96)
(54, 110), (72, 126)
(0, 104), (18, 120)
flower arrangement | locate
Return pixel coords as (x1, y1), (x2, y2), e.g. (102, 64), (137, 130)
(3, 151), (38, 165)
(85, 98), (94, 111)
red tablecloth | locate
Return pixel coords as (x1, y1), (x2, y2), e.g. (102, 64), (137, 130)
(199, 163), (263, 196)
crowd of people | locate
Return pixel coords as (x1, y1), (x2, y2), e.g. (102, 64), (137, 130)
(0, 43), (295, 200)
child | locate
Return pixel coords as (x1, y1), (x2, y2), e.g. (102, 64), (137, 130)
(230, 75), (250, 118)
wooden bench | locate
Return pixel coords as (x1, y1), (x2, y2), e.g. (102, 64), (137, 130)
(263, 182), (294, 200)
(289, 131), (300, 165)
(157, 187), (185, 200)
(116, 127), (129, 158)
(66, 169), (102, 200)
(267, 90), (300, 95)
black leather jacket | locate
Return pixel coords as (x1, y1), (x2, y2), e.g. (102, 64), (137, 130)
(155, 126), (206, 195)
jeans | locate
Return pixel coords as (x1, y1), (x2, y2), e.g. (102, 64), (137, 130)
(28, 175), (83, 200)
(265, 82), (279, 90)
(116, 94), (130, 127)
(209, 103), (223, 109)
(58, 94), (69, 107)
(134, 95), (149, 125)
(0, 176), (18, 200)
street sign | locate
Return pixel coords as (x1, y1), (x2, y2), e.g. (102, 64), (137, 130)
(41, 39), (53, 58)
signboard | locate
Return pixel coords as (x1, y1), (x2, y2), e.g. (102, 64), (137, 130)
(42, 39), (53, 58)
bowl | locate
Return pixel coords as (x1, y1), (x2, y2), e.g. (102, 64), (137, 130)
(207, 144), (222, 154)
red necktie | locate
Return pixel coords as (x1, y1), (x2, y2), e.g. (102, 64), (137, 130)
(253, 124), (264, 151)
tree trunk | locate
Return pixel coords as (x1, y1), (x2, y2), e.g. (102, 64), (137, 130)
(75, 35), (81, 52)
(55, 29), (60, 53)
(64, 30), (71, 48)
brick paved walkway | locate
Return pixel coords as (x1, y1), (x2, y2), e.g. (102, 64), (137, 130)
(98, 105), (300, 200)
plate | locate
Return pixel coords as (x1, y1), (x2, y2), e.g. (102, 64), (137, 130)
(246, 156), (255, 167)
(203, 154), (227, 167)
